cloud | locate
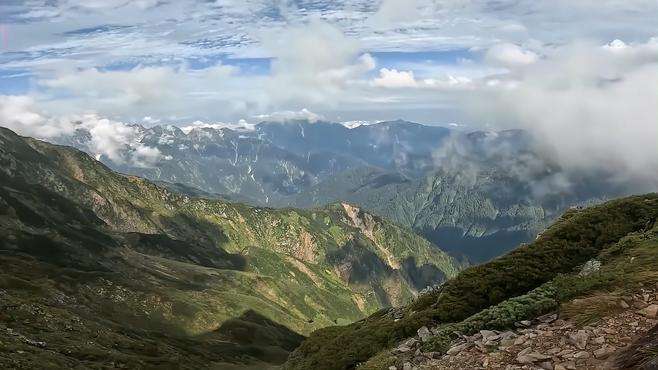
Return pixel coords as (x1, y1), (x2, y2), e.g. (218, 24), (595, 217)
(0, 95), (163, 167)
(485, 43), (539, 68)
(368, 0), (424, 28)
(372, 68), (418, 88)
(0, 95), (75, 138)
(262, 19), (375, 107)
(471, 38), (658, 188)
(371, 68), (473, 90)
(254, 109), (325, 123)
(179, 119), (256, 134)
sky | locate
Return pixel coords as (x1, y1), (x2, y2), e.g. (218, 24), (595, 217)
(0, 1), (657, 178)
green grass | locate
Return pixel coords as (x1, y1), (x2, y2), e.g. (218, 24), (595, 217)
(285, 194), (658, 370)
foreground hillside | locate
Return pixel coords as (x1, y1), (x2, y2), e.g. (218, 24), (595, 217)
(285, 194), (658, 369)
(0, 127), (458, 368)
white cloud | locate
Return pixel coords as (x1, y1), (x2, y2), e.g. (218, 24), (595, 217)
(470, 38), (658, 187)
(372, 68), (418, 88)
(368, 0), (424, 28)
(254, 109), (325, 123)
(262, 19), (376, 107)
(0, 95), (163, 168)
(485, 43), (539, 68)
(179, 119), (256, 134)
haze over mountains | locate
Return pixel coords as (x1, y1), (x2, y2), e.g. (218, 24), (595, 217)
(42, 118), (654, 263)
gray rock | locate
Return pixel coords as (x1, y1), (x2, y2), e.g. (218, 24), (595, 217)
(579, 259), (601, 276)
(480, 330), (498, 340)
(573, 351), (590, 359)
(537, 313), (558, 323)
(417, 326), (432, 342)
(517, 351), (551, 364)
(539, 361), (554, 370)
(568, 330), (589, 350)
(447, 342), (470, 355)
(593, 346), (616, 359)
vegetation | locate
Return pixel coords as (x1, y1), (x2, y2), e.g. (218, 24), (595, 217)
(0, 127), (459, 369)
(285, 194), (658, 369)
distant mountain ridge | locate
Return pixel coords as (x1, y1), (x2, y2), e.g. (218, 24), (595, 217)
(50, 119), (647, 262)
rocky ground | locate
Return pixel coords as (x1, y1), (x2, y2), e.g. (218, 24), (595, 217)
(389, 288), (658, 370)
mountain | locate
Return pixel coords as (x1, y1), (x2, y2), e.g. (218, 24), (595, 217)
(284, 194), (658, 369)
(0, 127), (458, 368)
(52, 119), (645, 263)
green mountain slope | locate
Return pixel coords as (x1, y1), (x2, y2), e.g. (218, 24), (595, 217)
(284, 194), (658, 369)
(0, 127), (458, 368)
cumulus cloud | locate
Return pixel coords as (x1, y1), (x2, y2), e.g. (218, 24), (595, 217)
(485, 43), (539, 68)
(371, 68), (473, 90)
(0, 95), (164, 167)
(262, 19), (376, 107)
(372, 68), (418, 88)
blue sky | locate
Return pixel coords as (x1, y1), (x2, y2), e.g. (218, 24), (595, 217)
(0, 1), (657, 127)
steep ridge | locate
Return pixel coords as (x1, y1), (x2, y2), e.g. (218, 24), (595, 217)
(284, 194), (658, 369)
(0, 127), (458, 368)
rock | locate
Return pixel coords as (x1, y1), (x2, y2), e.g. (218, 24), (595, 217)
(514, 335), (527, 346)
(557, 349), (574, 358)
(403, 362), (412, 370)
(554, 365), (567, 370)
(517, 351), (551, 364)
(593, 346), (616, 359)
(539, 361), (554, 370)
(23, 338), (46, 348)
(547, 347), (562, 355)
(556, 361), (576, 370)
(394, 345), (412, 354)
(480, 330), (498, 340)
(388, 367), (397, 370)
(447, 342), (470, 355)
(538, 313), (558, 323)
(417, 326), (432, 342)
(579, 259), (601, 276)
(568, 330), (589, 350)
(573, 351), (590, 359)
(592, 336), (605, 345)
(640, 304), (658, 318)
(516, 320), (532, 327)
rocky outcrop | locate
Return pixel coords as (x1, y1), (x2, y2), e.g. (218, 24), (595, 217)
(388, 288), (658, 370)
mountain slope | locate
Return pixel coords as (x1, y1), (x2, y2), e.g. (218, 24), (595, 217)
(0, 126), (458, 368)
(51, 120), (648, 263)
(284, 194), (658, 369)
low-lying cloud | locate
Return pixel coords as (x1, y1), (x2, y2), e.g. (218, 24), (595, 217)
(471, 38), (658, 190)
(0, 95), (164, 168)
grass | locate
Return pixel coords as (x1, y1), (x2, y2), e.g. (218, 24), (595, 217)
(284, 194), (658, 370)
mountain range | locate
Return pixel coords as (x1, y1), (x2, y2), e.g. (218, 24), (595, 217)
(53, 119), (646, 262)
(2, 125), (658, 369)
